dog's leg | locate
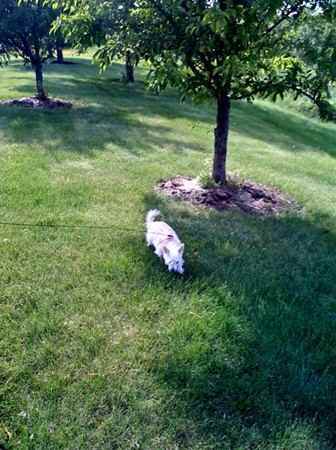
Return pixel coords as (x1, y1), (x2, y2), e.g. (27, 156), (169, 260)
(146, 232), (153, 247)
(154, 244), (164, 258)
(146, 233), (152, 247)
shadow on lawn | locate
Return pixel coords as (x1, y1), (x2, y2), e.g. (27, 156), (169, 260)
(7, 74), (214, 126)
(232, 101), (336, 159)
(0, 65), (214, 158)
(0, 105), (207, 158)
(2, 71), (336, 162)
(137, 193), (336, 448)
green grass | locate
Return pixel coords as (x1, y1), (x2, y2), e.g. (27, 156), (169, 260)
(1, 53), (336, 449)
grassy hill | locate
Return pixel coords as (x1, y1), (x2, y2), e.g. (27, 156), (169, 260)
(1, 54), (336, 450)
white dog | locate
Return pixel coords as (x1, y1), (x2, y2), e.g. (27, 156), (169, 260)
(146, 209), (185, 274)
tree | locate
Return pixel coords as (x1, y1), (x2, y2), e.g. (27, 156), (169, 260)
(0, 0), (55, 99)
(54, 33), (66, 64)
(53, 0), (138, 82)
(128, 0), (336, 183)
(94, 0), (138, 83)
(49, 0), (335, 183)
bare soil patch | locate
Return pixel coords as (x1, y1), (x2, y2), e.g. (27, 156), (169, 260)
(0, 96), (72, 110)
(156, 176), (300, 216)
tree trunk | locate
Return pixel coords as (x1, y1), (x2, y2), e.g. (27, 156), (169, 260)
(212, 92), (230, 184)
(125, 51), (135, 83)
(56, 46), (64, 64)
(315, 98), (335, 121)
(47, 43), (54, 59)
(34, 61), (47, 100)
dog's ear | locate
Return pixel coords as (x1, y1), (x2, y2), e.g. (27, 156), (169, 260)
(179, 244), (185, 254)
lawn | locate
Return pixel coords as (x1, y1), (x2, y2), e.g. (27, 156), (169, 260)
(1, 53), (336, 450)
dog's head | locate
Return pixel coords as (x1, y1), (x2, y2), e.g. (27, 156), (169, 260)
(163, 244), (185, 274)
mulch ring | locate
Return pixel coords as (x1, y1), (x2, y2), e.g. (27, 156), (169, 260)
(156, 176), (301, 216)
(0, 97), (72, 110)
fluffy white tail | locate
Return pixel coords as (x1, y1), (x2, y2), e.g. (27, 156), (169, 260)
(146, 209), (160, 226)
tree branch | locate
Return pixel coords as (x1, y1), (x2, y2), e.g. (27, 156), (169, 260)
(266, 0), (305, 34)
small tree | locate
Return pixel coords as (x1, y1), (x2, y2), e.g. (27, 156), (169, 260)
(54, 0), (138, 82)
(54, 33), (66, 63)
(93, 0), (138, 83)
(126, 0), (335, 184)
(48, 0), (335, 182)
(49, 0), (335, 182)
(0, 0), (55, 99)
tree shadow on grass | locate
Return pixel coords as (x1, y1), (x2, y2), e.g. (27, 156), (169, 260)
(0, 103), (208, 158)
(2, 60), (336, 162)
(129, 192), (336, 449)
(232, 101), (336, 159)
(8, 74), (214, 125)
(3, 79), (336, 165)
(0, 64), (215, 159)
